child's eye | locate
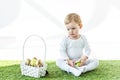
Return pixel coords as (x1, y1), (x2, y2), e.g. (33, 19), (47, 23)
(72, 28), (75, 30)
(67, 29), (69, 31)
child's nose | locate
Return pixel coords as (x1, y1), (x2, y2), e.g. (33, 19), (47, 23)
(69, 29), (72, 32)
(69, 30), (73, 34)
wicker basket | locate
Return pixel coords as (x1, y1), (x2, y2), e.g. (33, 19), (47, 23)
(20, 35), (47, 78)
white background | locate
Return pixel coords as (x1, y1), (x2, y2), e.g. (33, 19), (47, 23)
(0, 0), (120, 60)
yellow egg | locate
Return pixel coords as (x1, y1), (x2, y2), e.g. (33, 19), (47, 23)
(30, 57), (37, 66)
(25, 58), (31, 65)
(37, 59), (43, 67)
(75, 62), (81, 66)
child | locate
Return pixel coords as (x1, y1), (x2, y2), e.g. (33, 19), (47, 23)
(56, 13), (99, 77)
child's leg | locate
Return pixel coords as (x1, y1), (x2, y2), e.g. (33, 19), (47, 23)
(56, 59), (82, 76)
(56, 59), (69, 72)
(81, 59), (99, 73)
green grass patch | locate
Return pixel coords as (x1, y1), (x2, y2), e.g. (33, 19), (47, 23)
(0, 60), (120, 80)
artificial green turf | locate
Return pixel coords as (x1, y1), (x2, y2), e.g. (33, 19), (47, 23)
(0, 60), (120, 80)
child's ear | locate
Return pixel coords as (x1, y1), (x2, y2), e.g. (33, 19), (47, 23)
(79, 23), (83, 29)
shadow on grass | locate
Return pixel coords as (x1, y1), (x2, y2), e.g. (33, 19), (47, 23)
(0, 60), (120, 80)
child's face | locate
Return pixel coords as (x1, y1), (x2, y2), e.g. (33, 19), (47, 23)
(66, 21), (81, 39)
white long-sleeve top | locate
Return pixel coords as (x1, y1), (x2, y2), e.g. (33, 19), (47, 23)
(59, 35), (91, 60)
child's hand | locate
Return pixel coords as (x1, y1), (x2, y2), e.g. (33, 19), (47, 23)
(67, 59), (74, 67)
(80, 56), (88, 66)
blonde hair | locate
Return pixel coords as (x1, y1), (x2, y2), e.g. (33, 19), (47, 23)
(64, 13), (82, 25)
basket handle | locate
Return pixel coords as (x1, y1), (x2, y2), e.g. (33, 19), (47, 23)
(22, 35), (46, 63)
